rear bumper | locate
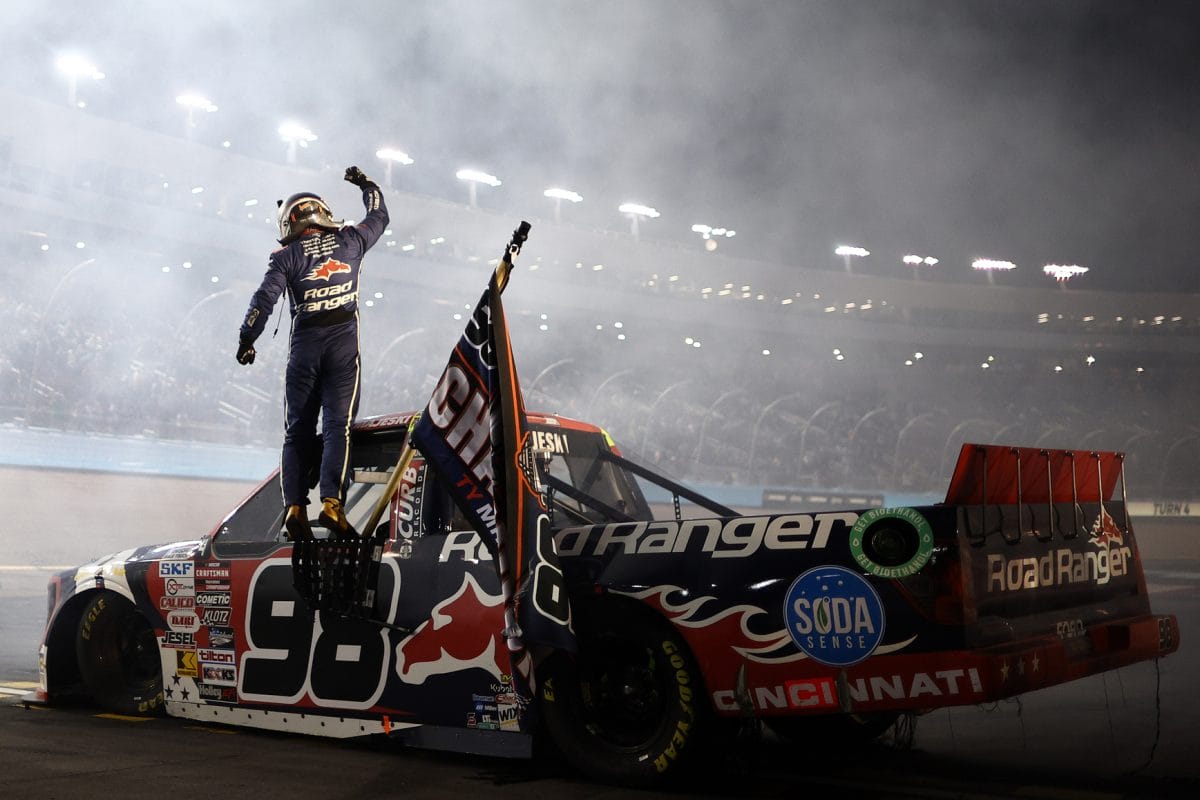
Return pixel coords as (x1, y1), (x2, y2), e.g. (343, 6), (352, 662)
(713, 613), (1179, 716)
(966, 612), (1179, 704)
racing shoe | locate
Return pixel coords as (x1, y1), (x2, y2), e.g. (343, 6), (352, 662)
(318, 497), (358, 539)
(284, 505), (313, 542)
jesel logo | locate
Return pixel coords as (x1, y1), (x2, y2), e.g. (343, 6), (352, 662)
(394, 573), (506, 684)
(783, 566), (885, 667)
(302, 258), (351, 281)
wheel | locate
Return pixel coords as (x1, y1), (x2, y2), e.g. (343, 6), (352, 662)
(76, 591), (164, 715)
(537, 601), (706, 787)
(765, 711), (899, 746)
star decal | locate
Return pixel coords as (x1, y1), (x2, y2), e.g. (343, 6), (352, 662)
(1017, 658), (1025, 676)
(172, 675), (181, 686)
(1000, 661), (1009, 682)
(181, 687), (190, 701)
(166, 686), (175, 699)
(1032, 654), (1040, 673)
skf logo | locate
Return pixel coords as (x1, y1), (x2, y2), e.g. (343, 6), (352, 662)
(159, 561), (193, 577)
(303, 258), (351, 281)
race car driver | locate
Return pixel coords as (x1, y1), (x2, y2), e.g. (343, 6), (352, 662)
(235, 166), (389, 541)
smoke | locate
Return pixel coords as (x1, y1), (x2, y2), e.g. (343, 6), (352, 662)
(1, 0), (1199, 497)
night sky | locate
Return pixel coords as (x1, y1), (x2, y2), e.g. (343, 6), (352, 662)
(4, 0), (1199, 291)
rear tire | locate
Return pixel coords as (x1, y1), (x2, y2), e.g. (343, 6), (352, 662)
(76, 592), (164, 715)
(765, 711), (899, 746)
(538, 601), (706, 787)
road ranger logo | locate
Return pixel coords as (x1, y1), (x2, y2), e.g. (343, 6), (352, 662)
(556, 512), (857, 559)
(783, 565), (885, 667)
(987, 511), (1133, 593)
(302, 258), (351, 281)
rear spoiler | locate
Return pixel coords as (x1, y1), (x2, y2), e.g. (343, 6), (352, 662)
(943, 444), (1129, 546)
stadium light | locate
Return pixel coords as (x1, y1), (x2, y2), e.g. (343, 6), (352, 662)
(56, 54), (104, 108)
(972, 258), (1016, 285)
(834, 244), (869, 273)
(544, 187), (583, 222)
(279, 122), (317, 165)
(902, 254), (939, 279)
(692, 223), (736, 252)
(376, 148), (414, 187)
(456, 168), (501, 207)
(1043, 263), (1089, 287)
(176, 93), (217, 139)
(619, 203), (660, 239)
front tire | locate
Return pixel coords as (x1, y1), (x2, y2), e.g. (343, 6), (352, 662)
(76, 592), (164, 715)
(538, 601), (706, 787)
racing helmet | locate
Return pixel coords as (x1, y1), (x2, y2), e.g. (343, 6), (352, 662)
(276, 192), (343, 244)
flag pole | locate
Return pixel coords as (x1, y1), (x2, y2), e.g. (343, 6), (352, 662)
(359, 221), (532, 541)
(495, 220), (530, 294)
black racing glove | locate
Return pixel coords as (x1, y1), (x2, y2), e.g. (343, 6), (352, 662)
(236, 340), (256, 365)
(344, 166), (377, 189)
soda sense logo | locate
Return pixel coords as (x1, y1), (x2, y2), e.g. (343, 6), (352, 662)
(783, 566), (885, 667)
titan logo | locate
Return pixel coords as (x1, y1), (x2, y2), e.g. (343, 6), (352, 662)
(303, 258), (352, 281)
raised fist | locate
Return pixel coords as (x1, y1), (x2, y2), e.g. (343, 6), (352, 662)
(344, 166), (376, 189)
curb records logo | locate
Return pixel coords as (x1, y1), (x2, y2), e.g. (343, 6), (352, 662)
(783, 566), (885, 667)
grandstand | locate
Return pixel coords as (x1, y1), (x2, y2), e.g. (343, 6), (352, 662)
(2, 86), (1198, 505)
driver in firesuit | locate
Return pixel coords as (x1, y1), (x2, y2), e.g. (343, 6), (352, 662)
(235, 166), (389, 542)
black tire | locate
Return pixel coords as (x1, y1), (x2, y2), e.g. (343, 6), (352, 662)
(76, 591), (164, 715)
(765, 711), (899, 747)
(537, 601), (706, 787)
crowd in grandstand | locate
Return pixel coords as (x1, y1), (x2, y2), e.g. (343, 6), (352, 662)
(3, 240), (1196, 499)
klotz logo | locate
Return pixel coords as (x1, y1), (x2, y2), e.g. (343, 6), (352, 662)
(302, 258), (351, 281)
(783, 566), (885, 667)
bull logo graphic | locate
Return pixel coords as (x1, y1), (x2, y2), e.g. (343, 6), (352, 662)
(394, 573), (507, 684)
(1089, 507), (1125, 550)
(302, 258), (352, 281)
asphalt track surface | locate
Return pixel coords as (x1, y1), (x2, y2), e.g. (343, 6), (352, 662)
(1, 468), (1198, 798)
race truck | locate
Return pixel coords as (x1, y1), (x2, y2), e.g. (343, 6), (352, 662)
(33, 411), (1179, 786)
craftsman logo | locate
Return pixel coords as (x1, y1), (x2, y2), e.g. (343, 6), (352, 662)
(195, 565), (230, 580)
(159, 561), (193, 577)
(302, 258), (351, 281)
(166, 610), (200, 633)
(202, 607), (231, 626)
(783, 566), (885, 667)
(196, 591), (231, 607)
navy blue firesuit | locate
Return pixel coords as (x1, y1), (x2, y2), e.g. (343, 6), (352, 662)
(239, 185), (389, 508)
